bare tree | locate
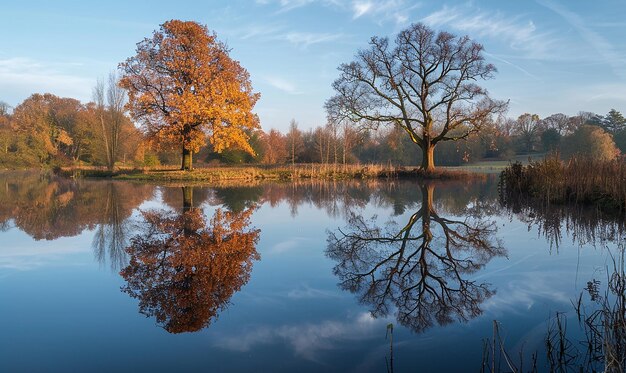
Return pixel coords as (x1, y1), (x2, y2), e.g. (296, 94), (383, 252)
(0, 101), (11, 116)
(286, 119), (303, 167)
(326, 23), (507, 172)
(542, 113), (572, 136)
(514, 113), (540, 153)
(93, 72), (127, 170)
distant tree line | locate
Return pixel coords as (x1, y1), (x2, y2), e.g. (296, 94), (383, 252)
(0, 92), (624, 169)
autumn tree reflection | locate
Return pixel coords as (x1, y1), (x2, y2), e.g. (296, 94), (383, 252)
(121, 186), (260, 333)
(327, 182), (505, 333)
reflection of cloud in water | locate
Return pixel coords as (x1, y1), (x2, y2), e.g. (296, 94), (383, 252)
(267, 237), (309, 254)
(481, 271), (572, 315)
(215, 313), (390, 361)
(0, 233), (89, 271)
(286, 284), (340, 300)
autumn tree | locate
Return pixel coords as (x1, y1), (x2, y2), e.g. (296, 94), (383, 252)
(326, 23), (506, 172)
(119, 20), (260, 170)
(0, 102), (11, 156)
(12, 93), (80, 164)
(261, 129), (287, 164)
(561, 125), (620, 161)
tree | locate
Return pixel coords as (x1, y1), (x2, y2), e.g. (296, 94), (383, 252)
(0, 101), (10, 116)
(514, 113), (540, 153)
(326, 23), (506, 172)
(93, 72), (127, 170)
(286, 119), (303, 166)
(541, 113), (572, 136)
(261, 129), (287, 164)
(561, 125), (620, 161)
(541, 128), (561, 152)
(12, 93), (79, 164)
(591, 109), (626, 134)
(119, 20), (260, 170)
(0, 102), (11, 156)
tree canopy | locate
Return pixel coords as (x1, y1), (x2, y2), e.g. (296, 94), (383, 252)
(326, 23), (507, 172)
(119, 20), (260, 170)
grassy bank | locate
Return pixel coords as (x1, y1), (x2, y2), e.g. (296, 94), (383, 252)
(500, 156), (626, 213)
(57, 164), (480, 182)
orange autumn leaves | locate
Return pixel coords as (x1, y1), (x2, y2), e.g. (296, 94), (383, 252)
(119, 20), (260, 165)
(121, 207), (260, 333)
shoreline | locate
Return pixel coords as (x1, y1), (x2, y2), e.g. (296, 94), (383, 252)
(54, 164), (486, 182)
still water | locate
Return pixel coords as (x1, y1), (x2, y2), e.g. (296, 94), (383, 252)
(0, 171), (623, 372)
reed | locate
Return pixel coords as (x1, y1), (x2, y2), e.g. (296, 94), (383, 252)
(57, 163), (481, 182)
(500, 156), (626, 214)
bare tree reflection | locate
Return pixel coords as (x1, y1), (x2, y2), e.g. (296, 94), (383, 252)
(327, 183), (505, 332)
(121, 186), (260, 333)
(92, 183), (132, 271)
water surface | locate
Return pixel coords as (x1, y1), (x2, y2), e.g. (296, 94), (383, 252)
(0, 172), (622, 372)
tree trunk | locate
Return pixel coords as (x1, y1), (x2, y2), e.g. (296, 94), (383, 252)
(100, 112), (112, 171)
(421, 144), (435, 173)
(181, 146), (193, 170)
(421, 183), (434, 243)
(182, 186), (193, 212)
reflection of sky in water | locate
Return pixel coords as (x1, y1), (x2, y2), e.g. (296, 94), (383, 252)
(0, 177), (622, 372)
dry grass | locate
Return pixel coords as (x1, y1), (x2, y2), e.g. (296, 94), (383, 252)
(500, 156), (626, 214)
(58, 163), (482, 182)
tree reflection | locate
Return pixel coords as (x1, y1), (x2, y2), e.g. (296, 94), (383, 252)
(121, 186), (260, 333)
(0, 171), (153, 241)
(327, 183), (505, 333)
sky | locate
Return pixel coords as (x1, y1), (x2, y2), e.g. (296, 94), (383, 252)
(1, 0), (625, 132)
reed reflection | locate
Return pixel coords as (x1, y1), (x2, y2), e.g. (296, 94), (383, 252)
(120, 186), (260, 333)
(327, 182), (505, 333)
(500, 184), (626, 249)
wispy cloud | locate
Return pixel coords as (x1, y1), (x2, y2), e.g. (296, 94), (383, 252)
(262, 75), (302, 94)
(228, 24), (346, 48)
(422, 5), (561, 60)
(283, 32), (344, 48)
(256, 0), (338, 13)
(538, 0), (626, 78)
(0, 57), (93, 105)
(484, 52), (541, 81)
(352, 1), (372, 18)
(350, 0), (419, 25)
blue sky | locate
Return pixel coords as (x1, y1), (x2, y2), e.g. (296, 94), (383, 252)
(1, 0), (625, 132)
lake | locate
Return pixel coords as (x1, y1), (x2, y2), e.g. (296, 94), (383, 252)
(0, 171), (623, 372)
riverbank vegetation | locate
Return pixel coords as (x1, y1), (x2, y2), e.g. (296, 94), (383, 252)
(2, 95), (625, 175)
(56, 163), (479, 182)
(500, 156), (626, 214)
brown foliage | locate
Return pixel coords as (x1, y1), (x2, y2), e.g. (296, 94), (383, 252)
(119, 20), (260, 169)
(121, 207), (260, 333)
